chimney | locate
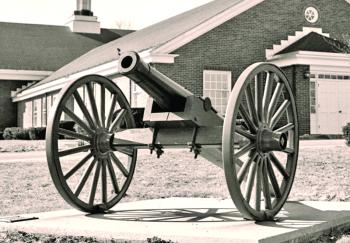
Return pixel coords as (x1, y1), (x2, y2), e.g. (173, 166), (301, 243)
(66, 0), (101, 34)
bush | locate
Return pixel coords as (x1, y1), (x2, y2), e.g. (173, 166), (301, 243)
(3, 127), (30, 140)
(59, 121), (76, 139)
(28, 127), (46, 140)
(342, 123), (350, 146)
(59, 121), (75, 132)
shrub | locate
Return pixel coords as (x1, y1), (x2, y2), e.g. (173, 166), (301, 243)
(342, 123), (350, 146)
(59, 121), (76, 139)
(59, 121), (76, 132)
(3, 127), (30, 140)
(28, 127), (46, 140)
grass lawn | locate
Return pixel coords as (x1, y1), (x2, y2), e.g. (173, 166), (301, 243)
(0, 140), (46, 152)
(1, 141), (350, 242)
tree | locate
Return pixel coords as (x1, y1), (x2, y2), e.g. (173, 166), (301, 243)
(114, 20), (134, 30)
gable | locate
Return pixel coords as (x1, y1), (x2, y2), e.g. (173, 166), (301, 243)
(278, 32), (350, 55)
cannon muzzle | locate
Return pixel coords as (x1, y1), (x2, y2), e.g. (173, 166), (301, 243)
(118, 51), (192, 112)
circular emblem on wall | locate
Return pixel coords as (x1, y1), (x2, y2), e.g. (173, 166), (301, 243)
(304, 7), (319, 23)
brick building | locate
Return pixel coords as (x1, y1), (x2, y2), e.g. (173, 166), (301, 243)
(0, 1), (132, 131)
(9, 0), (350, 135)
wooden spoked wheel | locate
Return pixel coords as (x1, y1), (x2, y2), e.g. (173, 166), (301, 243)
(223, 63), (299, 221)
(46, 75), (137, 213)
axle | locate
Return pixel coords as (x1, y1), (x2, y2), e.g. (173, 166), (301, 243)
(92, 125), (288, 169)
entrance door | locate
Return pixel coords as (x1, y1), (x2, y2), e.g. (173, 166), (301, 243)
(337, 80), (350, 131)
(317, 80), (350, 134)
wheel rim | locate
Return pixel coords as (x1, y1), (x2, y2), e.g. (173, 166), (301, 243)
(46, 75), (137, 213)
(223, 63), (299, 221)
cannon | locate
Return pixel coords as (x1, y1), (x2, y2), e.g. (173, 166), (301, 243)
(46, 51), (298, 221)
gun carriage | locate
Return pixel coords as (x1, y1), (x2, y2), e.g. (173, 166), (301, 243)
(46, 51), (298, 221)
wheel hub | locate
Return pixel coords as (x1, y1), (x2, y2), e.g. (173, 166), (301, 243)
(93, 128), (113, 156)
(256, 125), (287, 154)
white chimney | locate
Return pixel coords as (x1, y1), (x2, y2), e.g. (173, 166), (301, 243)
(66, 0), (101, 34)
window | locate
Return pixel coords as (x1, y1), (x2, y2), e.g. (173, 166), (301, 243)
(304, 6), (319, 24)
(42, 96), (47, 126)
(33, 99), (41, 127)
(131, 81), (148, 107)
(203, 70), (232, 115)
(310, 81), (316, 114)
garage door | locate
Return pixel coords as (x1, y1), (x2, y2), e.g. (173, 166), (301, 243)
(317, 80), (350, 134)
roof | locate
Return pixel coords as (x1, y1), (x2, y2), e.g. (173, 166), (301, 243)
(0, 22), (133, 71)
(34, 0), (252, 86)
(26, 0), (350, 91)
(278, 32), (350, 55)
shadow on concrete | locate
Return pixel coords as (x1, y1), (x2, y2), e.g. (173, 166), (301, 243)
(87, 207), (245, 223)
(87, 201), (350, 230)
(255, 201), (350, 229)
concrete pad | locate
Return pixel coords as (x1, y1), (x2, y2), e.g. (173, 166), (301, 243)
(1, 198), (350, 242)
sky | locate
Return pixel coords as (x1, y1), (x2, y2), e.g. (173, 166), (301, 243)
(0, 0), (213, 29)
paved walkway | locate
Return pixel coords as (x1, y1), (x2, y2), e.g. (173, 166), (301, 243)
(1, 198), (350, 242)
(300, 139), (346, 148)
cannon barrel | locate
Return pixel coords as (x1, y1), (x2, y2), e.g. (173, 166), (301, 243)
(118, 51), (193, 112)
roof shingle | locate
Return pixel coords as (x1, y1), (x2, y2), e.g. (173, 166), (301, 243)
(35, 0), (244, 86)
(0, 22), (132, 71)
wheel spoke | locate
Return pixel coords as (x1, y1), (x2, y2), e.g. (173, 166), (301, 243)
(86, 83), (102, 128)
(262, 72), (274, 123)
(255, 75), (263, 122)
(236, 128), (256, 141)
(58, 144), (91, 157)
(110, 152), (129, 177)
(109, 109), (127, 132)
(235, 143), (256, 158)
(239, 105), (257, 133)
(64, 152), (93, 180)
(106, 95), (118, 129)
(267, 82), (283, 124)
(244, 160), (257, 203)
(74, 158), (97, 196)
(63, 106), (94, 136)
(116, 147), (134, 157)
(100, 84), (106, 128)
(101, 159), (108, 204)
(270, 100), (290, 129)
(245, 84), (259, 126)
(262, 158), (272, 209)
(255, 159), (262, 211)
(107, 156), (120, 194)
(235, 158), (244, 168)
(89, 159), (102, 206)
(284, 147), (295, 154)
(266, 158), (282, 198)
(58, 128), (91, 142)
(238, 152), (258, 184)
(269, 153), (290, 179)
(275, 123), (294, 133)
(73, 91), (96, 130)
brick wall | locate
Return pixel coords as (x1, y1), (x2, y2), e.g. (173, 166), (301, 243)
(154, 0), (349, 135)
(0, 80), (30, 131)
(283, 65), (310, 135)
